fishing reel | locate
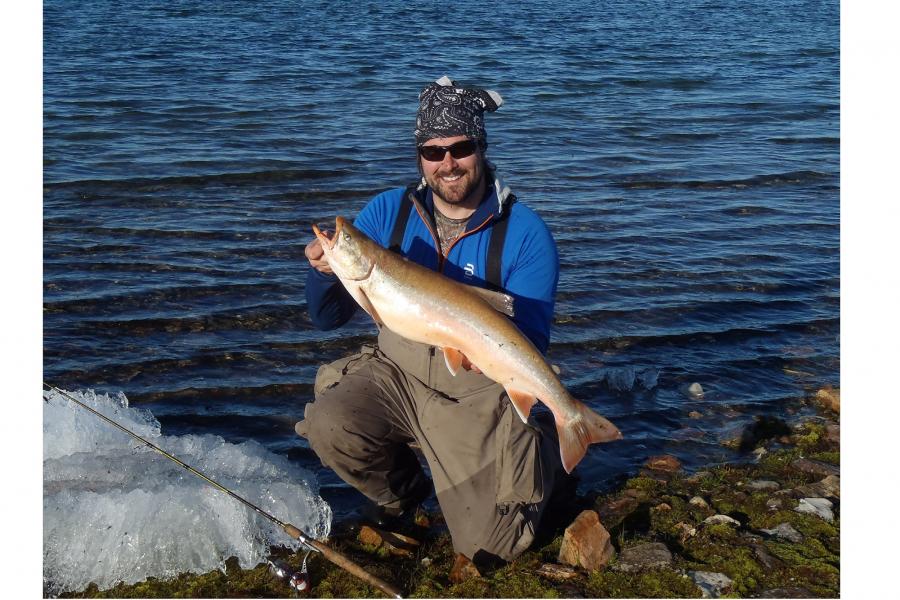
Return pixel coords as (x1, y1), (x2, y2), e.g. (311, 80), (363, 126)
(267, 550), (312, 594)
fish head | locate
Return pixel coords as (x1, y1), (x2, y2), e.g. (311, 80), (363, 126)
(312, 216), (375, 281)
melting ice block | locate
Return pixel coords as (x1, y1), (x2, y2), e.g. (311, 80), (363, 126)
(43, 389), (331, 595)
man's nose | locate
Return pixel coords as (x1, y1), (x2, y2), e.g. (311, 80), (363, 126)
(440, 152), (458, 168)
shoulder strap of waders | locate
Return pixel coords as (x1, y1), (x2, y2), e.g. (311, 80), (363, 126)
(388, 184), (417, 254)
(486, 194), (516, 291)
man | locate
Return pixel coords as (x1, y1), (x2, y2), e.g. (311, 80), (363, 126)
(297, 76), (565, 565)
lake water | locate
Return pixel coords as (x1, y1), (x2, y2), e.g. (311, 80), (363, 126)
(44, 0), (839, 519)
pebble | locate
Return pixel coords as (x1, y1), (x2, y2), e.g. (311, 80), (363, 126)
(689, 496), (710, 509)
(688, 410), (703, 419)
(612, 542), (673, 573)
(689, 571), (734, 598)
(744, 480), (780, 492)
(674, 522), (697, 542)
(536, 563), (579, 582)
(794, 475), (840, 500)
(761, 523), (804, 543)
(766, 497), (784, 511)
(703, 514), (741, 527)
(815, 387), (840, 413)
(795, 497), (834, 522)
(687, 382), (705, 399)
(644, 454), (682, 473)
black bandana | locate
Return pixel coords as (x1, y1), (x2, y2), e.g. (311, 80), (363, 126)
(414, 76), (503, 146)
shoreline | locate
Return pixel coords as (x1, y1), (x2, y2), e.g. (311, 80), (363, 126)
(57, 387), (839, 598)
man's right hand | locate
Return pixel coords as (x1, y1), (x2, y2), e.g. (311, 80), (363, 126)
(305, 238), (334, 274)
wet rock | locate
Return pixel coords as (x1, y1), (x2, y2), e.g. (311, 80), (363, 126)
(689, 571), (734, 598)
(761, 523), (804, 543)
(449, 553), (481, 583)
(795, 497), (834, 522)
(645, 455), (682, 472)
(815, 387), (840, 413)
(744, 480), (780, 492)
(689, 496), (710, 510)
(791, 458), (840, 478)
(689, 410), (703, 419)
(703, 514), (741, 527)
(612, 542), (673, 573)
(687, 382), (705, 399)
(595, 495), (639, 529)
(758, 587), (814, 598)
(536, 563), (580, 582)
(794, 474), (840, 500)
(558, 510), (615, 571)
(736, 416), (792, 451)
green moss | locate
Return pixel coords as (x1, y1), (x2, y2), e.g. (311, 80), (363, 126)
(625, 476), (667, 493)
(809, 450), (840, 465)
(586, 568), (702, 598)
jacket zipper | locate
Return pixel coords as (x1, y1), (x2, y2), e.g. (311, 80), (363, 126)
(412, 198), (495, 272)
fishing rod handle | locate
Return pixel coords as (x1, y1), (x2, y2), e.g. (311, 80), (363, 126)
(282, 524), (403, 599)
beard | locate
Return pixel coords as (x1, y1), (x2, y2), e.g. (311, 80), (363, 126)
(424, 160), (485, 206)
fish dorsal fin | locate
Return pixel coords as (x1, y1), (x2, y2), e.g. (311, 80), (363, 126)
(442, 347), (465, 376)
(505, 388), (537, 423)
(466, 285), (515, 317)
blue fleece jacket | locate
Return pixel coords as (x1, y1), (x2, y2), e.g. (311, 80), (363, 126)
(306, 177), (559, 353)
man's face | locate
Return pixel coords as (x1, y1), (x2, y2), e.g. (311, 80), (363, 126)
(419, 135), (485, 206)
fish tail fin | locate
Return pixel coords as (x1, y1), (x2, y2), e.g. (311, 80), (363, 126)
(557, 402), (623, 474)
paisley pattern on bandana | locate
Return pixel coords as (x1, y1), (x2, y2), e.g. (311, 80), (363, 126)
(415, 76), (503, 145)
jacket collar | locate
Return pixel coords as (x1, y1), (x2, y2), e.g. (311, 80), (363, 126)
(414, 167), (514, 230)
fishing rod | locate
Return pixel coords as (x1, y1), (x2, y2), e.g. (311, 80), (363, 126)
(42, 382), (403, 599)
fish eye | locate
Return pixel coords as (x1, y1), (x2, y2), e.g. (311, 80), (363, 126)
(342, 231), (351, 241)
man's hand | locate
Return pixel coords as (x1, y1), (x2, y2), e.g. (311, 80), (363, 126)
(305, 237), (334, 274)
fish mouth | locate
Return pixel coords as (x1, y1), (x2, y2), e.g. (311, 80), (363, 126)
(312, 217), (344, 250)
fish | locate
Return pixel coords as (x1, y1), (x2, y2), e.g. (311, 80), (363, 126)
(312, 216), (622, 473)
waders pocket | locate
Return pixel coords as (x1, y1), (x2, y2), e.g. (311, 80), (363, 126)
(495, 401), (545, 507)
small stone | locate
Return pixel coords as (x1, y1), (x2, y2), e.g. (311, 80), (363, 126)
(703, 514), (741, 527)
(766, 497), (785, 511)
(652, 502), (672, 512)
(357, 525), (419, 557)
(420, 557), (432, 567)
(536, 563), (580, 582)
(596, 495), (640, 528)
(689, 571), (734, 598)
(825, 423), (840, 444)
(689, 496), (710, 509)
(612, 542), (673, 573)
(795, 497), (834, 522)
(791, 458), (840, 478)
(761, 523), (804, 543)
(795, 474), (840, 500)
(815, 387), (840, 413)
(745, 480), (780, 492)
(645, 454), (682, 473)
(688, 410), (703, 419)
(558, 510), (616, 571)
(752, 543), (782, 570)
(358, 525), (384, 547)
(687, 382), (705, 399)
(752, 446), (768, 460)
(449, 553), (481, 583)
(674, 522), (697, 542)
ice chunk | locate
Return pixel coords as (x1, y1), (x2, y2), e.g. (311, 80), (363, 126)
(43, 389), (331, 595)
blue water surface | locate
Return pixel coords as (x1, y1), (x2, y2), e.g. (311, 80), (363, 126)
(44, 0), (839, 515)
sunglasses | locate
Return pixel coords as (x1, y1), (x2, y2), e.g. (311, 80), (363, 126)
(418, 139), (478, 162)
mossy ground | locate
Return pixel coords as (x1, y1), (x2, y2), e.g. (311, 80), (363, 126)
(59, 408), (839, 598)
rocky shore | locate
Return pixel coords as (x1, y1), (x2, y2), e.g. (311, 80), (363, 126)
(61, 387), (839, 599)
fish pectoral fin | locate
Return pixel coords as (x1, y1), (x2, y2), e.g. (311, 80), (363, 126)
(441, 347), (465, 376)
(556, 402), (623, 474)
(351, 288), (383, 326)
(466, 285), (515, 317)
(505, 388), (537, 423)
